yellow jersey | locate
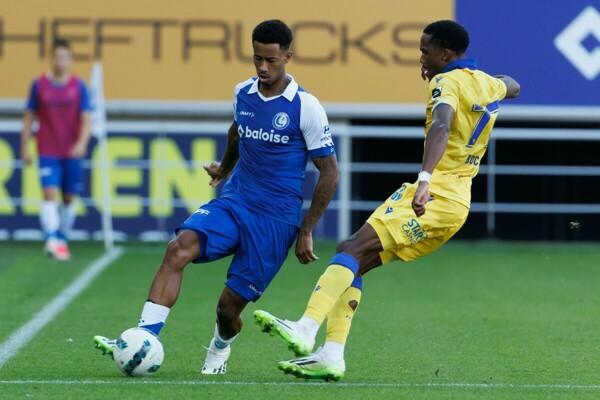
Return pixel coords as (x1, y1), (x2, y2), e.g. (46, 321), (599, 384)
(424, 59), (507, 207)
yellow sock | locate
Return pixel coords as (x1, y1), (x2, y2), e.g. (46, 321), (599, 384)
(326, 286), (362, 344)
(303, 264), (355, 325)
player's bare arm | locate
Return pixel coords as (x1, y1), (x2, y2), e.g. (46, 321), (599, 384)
(204, 122), (239, 187)
(495, 75), (521, 99)
(70, 112), (92, 158)
(296, 154), (339, 264)
(413, 103), (454, 217)
(20, 111), (36, 166)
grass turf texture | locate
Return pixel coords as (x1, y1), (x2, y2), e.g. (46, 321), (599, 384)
(1, 241), (599, 400)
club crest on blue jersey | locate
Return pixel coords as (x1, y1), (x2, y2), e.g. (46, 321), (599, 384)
(272, 112), (290, 130)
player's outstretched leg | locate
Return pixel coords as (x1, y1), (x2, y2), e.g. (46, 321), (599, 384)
(201, 287), (248, 374)
(93, 230), (200, 358)
(254, 224), (382, 366)
(253, 251), (358, 356)
(276, 277), (363, 381)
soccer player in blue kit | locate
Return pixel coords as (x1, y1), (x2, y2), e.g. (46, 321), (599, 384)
(94, 19), (339, 375)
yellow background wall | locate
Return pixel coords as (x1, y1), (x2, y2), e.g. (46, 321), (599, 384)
(0, 0), (452, 102)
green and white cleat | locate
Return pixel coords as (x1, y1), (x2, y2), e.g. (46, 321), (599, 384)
(253, 310), (314, 356)
(93, 335), (116, 358)
(277, 348), (345, 382)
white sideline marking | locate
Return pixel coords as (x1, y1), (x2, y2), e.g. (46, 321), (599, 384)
(0, 247), (124, 368)
(0, 380), (599, 390)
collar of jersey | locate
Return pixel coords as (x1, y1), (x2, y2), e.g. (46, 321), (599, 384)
(442, 58), (478, 73)
(247, 74), (298, 102)
(45, 72), (73, 87)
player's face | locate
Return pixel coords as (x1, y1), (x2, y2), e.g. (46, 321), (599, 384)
(252, 41), (291, 86)
(52, 46), (73, 75)
(419, 33), (451, 81)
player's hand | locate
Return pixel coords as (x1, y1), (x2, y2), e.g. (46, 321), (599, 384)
(295, 230), (319, 264)
(20, 148), (32, 166)
(203, 161), (224, 187)
(412, 181), (430, 217)
(70, 141), (87, 158)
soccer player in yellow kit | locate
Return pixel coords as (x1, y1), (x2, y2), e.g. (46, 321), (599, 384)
(253, 20), (521, 381)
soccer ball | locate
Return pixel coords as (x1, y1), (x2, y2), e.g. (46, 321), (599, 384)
(113, 327), (164, 377)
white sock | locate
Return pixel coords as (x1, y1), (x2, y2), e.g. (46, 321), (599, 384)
(297, 315), (320, 339)
(322, 340), (345, 361)
(138, 301), (170, 327)
(60, 202), (78, 237)
(211, 324), (238, 351)
(40, 201), (60, 237)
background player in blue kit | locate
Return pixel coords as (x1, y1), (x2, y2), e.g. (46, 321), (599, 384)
(93, 19), (339, 375)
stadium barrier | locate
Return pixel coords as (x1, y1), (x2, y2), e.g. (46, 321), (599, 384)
(1, 101), (599, 241)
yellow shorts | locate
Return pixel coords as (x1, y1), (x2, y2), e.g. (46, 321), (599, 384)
(366, 183), (469, 263)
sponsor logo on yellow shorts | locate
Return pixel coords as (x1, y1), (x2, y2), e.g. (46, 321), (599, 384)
(402, 218), (427, 243)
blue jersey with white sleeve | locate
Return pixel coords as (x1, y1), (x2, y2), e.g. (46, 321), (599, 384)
(222, 75), (335, 227)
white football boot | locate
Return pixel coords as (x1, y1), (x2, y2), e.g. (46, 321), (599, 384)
(253, 310), (315, 356)
(201, 338), (231, 375)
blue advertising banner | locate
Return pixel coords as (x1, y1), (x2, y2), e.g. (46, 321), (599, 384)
(0, 128), (339, 241)
(457, 0), (600, 105)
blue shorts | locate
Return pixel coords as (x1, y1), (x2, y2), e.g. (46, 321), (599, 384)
(177, 197), (298, 302)
(39, 156), (83, 194)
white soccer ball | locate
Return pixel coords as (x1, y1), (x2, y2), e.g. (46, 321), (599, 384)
(113, 327), (164, 377)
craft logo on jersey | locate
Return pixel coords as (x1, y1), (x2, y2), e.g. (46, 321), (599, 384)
(555, 6), (600, 80)
(272, 112), (290, 130)
(239, 110), (255, 118)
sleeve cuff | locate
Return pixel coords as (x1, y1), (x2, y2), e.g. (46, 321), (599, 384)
(309, 146), (336, 158)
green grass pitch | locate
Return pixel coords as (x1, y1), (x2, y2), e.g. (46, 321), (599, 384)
(1, 241), (600, 400)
